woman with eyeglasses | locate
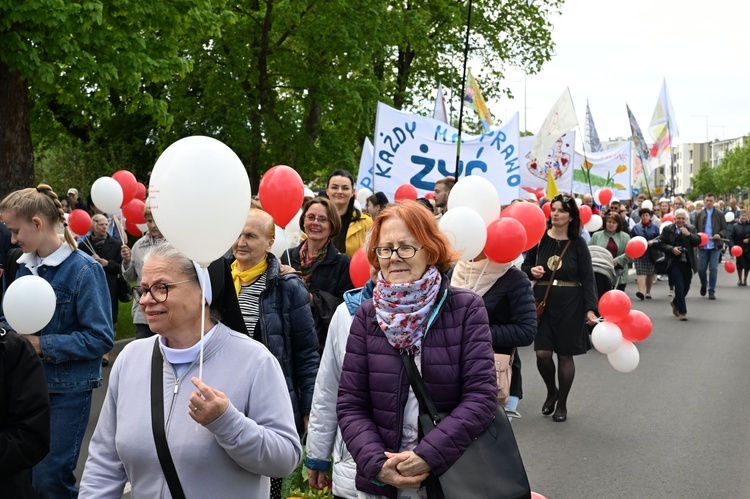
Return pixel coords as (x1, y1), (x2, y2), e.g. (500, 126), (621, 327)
(80, 243), (302, 498)
(325, 169), (373, 257)
(282, 197), (353, 350)
(337, 201), (496, 498)
(522, 194), (598, 423)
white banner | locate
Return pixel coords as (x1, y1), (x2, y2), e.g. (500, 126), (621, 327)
(372, 102), (521, 204)
(572, 142), (633, 200)
(356, 137), (374, 192)
(519, 132), (576, 197)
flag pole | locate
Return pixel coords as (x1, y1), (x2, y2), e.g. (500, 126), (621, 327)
(454, 0), (473, 179)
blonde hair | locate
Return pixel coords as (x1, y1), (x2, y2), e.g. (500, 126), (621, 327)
(0, 184), (77, 250)
(248, 208), (275, 240)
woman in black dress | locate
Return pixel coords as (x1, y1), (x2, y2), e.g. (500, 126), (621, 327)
(522, 194), (598, 422)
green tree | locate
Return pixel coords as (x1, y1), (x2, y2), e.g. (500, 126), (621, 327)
(0, 0), (220, 197)
(691, 163), (719, 199)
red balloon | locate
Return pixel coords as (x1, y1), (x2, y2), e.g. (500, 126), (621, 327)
(542, 202), (551, 219)
(598, 188), (613, 206)
(259, 165), (305, 228)
(578, 204), (592, 225)
(125, 219), (143, 237)
(618, 310), (652, 342)
(134, 182), (147, 200)
(68, 209), (92, 236)
(698, 232), (709, 247)
(424, 192), (435, 201)
(112, 170), (138, 206)
(731, 245), (743, 257)
(122, 198), (147, 224)
(394, 184), (418, 201)
(484, 218), (527, 263)
(598, 290), (631, 323)
(531, 493), (548, 499)
(725, 260), (736, 273)
(501, 202), (547, 251)
(349, 248), (371, 288)
(625, 239), (647, 259)
(662, 213), (674, 223)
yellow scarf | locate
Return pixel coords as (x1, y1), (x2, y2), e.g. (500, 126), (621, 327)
(231, 258), (268, 295)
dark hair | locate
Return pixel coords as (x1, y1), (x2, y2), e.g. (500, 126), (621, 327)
(299, 197), (342, 238)
(415, 198), (434, 214)
(704, 192), (716, 200)
(326, 169), (363, 222)
(366, 192), (389, 210)
(550, 194), (581, 239)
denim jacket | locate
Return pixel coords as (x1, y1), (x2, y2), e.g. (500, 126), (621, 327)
(1, 249), (114, 393)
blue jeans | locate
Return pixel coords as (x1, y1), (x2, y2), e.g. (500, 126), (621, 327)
(31, 391), (92, 499)
(698, 248), (721, 294)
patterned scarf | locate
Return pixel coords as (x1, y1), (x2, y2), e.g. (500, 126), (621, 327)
(298, 239), (328, 286)
(373, 265), (442, 353)
(230, 257), (268, 295)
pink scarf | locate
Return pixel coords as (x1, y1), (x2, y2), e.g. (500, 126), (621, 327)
(373, 265), (442, 353)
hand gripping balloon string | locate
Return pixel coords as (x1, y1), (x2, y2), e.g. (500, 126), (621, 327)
(198, 265), (208, 382)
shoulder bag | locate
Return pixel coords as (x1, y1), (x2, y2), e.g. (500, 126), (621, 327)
(151, 340), (187, 499)
(401, 351), (531, 499)
(494, 350), (514, 407)
(534, 239), (571, 322)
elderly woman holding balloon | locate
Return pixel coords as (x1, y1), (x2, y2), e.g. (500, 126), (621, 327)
(80, 243), (302, 498)
(630, 206), (660, 300)
(658, 209), (701, 321)
(281, 197), (353, 349)
(522, 194), (598, 423)
(0, 185), (114, 498)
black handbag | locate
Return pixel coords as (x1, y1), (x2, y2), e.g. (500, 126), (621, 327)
(401, 351), (531, 499)
(117, 274), (133, 302)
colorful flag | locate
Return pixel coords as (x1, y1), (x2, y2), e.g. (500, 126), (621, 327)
(648, 79), (679, 158)
(585, 100), (603, 152)
(626, 104), (651, 184)
(530, 88), (579, 163)
(464, 68), (493, 131)
(432, 83), (449, 124)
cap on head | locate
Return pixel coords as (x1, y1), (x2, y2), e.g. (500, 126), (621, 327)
(67, 188), (78, 196)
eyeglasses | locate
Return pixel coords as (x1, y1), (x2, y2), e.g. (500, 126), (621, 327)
(305, 215), (329, 224)
(372, 245), (423, 259)
(133, 280), (192, 303)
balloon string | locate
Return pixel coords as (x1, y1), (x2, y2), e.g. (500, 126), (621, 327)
(283, 227), (291, 267)
(471, 259), (491, 294)
(112, 212), (125, 241)
(199, 268), (207, 381)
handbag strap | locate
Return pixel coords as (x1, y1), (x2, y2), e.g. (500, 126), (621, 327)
(151, 340), (187, 499)
(400, 351), (442, 426)
(539, 239), (572, 306)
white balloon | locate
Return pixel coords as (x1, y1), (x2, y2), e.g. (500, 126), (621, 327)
(447, 176), (501, 226)
(2, 276), (57, 334)
(354, 200), (362, 211)
(270, 225), (289, 258)
(593, 188), (602, 205)
(630, 236), (648, 247)
(607, 339), (640, 373)
(591, 322), (623, 354)
(641, 200), (653, 211)
(357, 187), (373, 205)
(91, 177), (124, 215)
(725, 212), (735, 223)
(575, 197), (583, 207)
(584, 214), (603, 232)
(284, 208), (304, 246)
(439, 207), (488, 261)
(149, 136), (252, 266)
(303, 187), (315, 199)
(659, 221), (673, 234)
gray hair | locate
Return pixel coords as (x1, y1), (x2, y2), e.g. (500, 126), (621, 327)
(673, 208), (688, 219)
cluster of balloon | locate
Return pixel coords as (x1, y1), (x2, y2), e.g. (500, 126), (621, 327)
(89, 169), (148, 237)
(625, 236), (648, 259)
(394, 184), (418, 201)
(594, 187), (613, 206)
(591, 290), (651, 373)
(2, 276), (57, 335)
(150, 136), (252, 266)
(438, 176), (546, 264)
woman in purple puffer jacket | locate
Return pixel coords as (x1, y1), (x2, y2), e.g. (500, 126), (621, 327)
(337, 201), (497, 499)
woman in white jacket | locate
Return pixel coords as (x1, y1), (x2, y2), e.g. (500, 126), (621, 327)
(306, 275), (375, 499)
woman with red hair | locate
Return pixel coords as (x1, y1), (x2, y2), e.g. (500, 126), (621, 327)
(337, 200), (496, 498)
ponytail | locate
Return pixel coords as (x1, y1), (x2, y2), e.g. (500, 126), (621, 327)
(0, 184), (78, 250)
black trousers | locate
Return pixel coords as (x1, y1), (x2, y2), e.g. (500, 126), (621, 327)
(669, 260), (693, 315)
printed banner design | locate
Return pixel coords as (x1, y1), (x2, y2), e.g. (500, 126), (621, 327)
(519, 133), (576, 197)
(572, 142), (633, 200)
(371, 102), (520, 204)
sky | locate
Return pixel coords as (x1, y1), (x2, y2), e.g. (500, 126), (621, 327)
(486, 0), (750, 146)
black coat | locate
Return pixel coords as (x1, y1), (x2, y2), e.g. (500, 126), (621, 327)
(0, 331), (50, 499)
(480, 267), (537, 355)
(731, 221), (750, 253)
(281, 240), (353, 348)
(79, 235), (123, 323)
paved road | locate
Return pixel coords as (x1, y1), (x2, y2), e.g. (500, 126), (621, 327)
(76, 266), (750, 498)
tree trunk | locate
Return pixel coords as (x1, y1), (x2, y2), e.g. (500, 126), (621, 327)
(393, 45), (415, 110)
(0, 61), (34, 199)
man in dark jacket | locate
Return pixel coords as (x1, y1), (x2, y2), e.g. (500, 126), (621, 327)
(694, 193), (727, 300)
(0, 329), (50, 498)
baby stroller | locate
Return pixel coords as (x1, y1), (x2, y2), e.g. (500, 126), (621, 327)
(589, 245), (618, 302)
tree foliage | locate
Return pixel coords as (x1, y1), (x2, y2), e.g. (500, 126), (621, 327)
(1, 0), (563, 199)
(690, 137), (750, 200)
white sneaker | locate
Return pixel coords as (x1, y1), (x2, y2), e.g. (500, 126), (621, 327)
(656, 275), (664, 281)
